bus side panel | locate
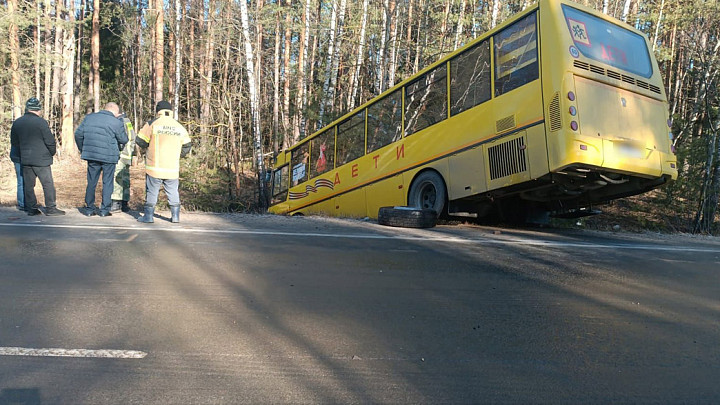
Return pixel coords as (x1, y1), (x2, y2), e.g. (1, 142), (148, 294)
(304, 198), (336, 216)
(366, 174), (406, 218)
(334, 188), (367, 218)
(448, 146), (487, 199)
(527, 123), (550, 180)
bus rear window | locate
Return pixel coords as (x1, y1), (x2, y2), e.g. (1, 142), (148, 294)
(562, 5), (652, 78)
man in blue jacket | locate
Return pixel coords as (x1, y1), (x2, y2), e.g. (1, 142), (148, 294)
(10, 97), (64, 216)
(75, 102), (128, 217)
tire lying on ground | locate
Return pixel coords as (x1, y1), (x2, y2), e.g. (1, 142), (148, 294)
(377, 206), (437, 228)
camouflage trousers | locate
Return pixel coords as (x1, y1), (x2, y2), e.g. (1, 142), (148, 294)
(111, 160), (131, 201)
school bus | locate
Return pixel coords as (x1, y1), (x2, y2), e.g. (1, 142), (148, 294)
(269, 0), (677, 222)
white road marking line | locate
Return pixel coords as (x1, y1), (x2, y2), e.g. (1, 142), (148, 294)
(0, 347), (147, 359)
(0, 222), (718, 253)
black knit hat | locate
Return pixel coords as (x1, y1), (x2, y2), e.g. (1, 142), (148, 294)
(26, 97), (42, 112)
(156, 100), (172, 112)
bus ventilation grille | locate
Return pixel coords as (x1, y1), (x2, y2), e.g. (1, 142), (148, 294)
(496, 115), (516, 133)
(549, 92), (562, 132)
(573, 60), (661, 95)
(488, 137), (528, 180)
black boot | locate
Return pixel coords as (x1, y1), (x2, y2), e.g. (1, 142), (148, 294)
(110, 200), (122, 212)
(137, 204), (155, 223)
(170, 205), (180, 223)
(121, 200), (130, 212)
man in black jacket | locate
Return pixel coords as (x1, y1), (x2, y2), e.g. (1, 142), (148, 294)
(10, 97), (65, 216)
(75, 102), (128, 217)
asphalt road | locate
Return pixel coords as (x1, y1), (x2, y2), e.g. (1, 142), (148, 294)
(0, 207), (719, 404)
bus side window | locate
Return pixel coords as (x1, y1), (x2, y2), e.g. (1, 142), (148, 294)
(405, 64), (448, 136)
(336, 110), (366, 166)
(272, 164), (289, 202)
(310, 128), (335, 178)
(291, 143), (309, 186)
(494, 13), (538, 96)
(451, 40), (491, 116)
(367, 89), (402, 153)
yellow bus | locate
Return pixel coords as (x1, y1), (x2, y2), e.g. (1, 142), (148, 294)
(269, 0), (678, 223)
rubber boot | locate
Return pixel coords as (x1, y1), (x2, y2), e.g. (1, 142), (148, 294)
(137, 204), (155, 223)
(170, 205), (180, 223)
(110, 200), (122, 212)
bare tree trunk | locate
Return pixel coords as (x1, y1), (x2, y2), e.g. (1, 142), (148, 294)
(377, 0), (389, 93)
(273, 7), (281, 148)
(200, 6), (215, 132)
(387, 0), (399, 88)
(413, 0), (426, 73)
(155, 0), (164, 102)
(174, 0), (181, 118)
(454, 0), (467, 50)
(319, 0), (346, 124)
(294, 0), (311, 142)
(74, 0), (85, 122)
(491, 0), (500, 29)
(91, 0), (100, 112)
(61, 0), (77, 157)
(35, 3), (41, 97)
(282, 1), (292, 148)
(239, 0), (267, 209)
(621, 0), (631, 22)
(187, 0), (195, 117)
(9, 0), (22, 120)
(50, 0), (64, 126)
(652, 0), (665, 52)
(602, 0), (609, 14)
(349, 0), (369, 110)
(44, 0), (52, 112)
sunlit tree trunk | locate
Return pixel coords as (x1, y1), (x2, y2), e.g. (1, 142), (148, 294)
(282, 1), (292, 147)
(154, 0), (164, 102)
(9, 0), (22, 120)
(91, 0), (100, 112)
(239, 0), (267, 209)
(349, 0), (369, 110)
(454, 0), (467, 50)
(174, 0), (181, 118)
(61, 0), (77, 157)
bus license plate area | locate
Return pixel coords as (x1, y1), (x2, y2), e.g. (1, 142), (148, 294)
(616, 143), (646, 159)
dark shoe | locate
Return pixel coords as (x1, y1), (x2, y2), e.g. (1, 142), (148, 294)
(17, 205), (26, 212)
(137, 205), (155, 223)
(45, 207), (66, 216)
(27, 208), (42, 216)
(98, 211), (112, 217)
(81, 206), (97, 217)
(170, 205), (180, 223)
(110, 200), (122, 212)
(121, 201), (130, 212)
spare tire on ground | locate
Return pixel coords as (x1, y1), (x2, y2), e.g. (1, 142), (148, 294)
(377, 206), (437, 228)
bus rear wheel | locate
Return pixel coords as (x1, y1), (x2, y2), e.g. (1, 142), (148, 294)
(408, 171), (447, 217)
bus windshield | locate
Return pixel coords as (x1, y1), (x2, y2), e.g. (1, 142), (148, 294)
(562, 5), (652, 78)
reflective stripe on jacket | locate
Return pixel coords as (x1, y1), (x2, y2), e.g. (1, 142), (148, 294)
(137, 109), (191, 179)
(119, 117), (136, 165)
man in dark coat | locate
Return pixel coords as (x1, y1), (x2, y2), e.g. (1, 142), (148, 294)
(75, 102), (128, 217)
(10, 97), (65, 216)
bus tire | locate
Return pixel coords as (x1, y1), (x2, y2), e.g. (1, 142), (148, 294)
(377, 206), (437, 228)
(408, 171), (447, 217)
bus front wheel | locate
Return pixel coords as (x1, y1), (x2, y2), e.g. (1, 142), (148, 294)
(408, 171), (447, 217)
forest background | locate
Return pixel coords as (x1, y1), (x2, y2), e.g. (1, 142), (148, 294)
(0, 0), (719, 234)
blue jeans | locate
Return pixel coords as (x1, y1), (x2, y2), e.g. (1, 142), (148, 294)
(14, 162), (24, 209)
(145, 175), (180, 206)
(85, 160), (117, 213)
